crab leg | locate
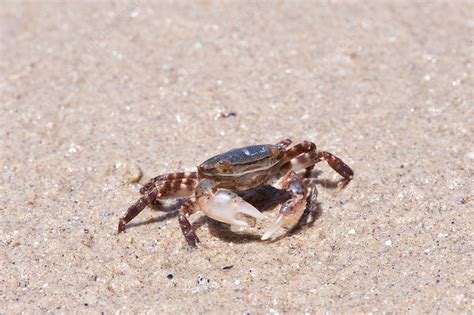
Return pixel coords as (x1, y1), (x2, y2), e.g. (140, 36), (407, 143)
(178, 199), (201, 247)
(140, 171), (197, 194)
(196, 179), (266, 227)
(290, 150), (354, 191)
(274, 141), (353, 191)
(271, 141), (317, 186)
(262, 172), (310, 240)
(281, 141), (316, 162)
(118, 178), (197, 233)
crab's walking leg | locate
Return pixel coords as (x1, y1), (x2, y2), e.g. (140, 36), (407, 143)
(178, 199), (201, 247)
(272, 141), (317, 184)
(262, 171), (309, 240)
(305, 178), (318, 211)
(282, 141), (316, 161)
(118, 189), (158, 233)
(315, 151), (353, 190)
(277, 142), (353, 191)
(140, 171), (198, 194)
(196, 179), (266, 227)
(295, 151), (354, 191)
(118, 178), (197, 233)
(155, 178), (198, 198)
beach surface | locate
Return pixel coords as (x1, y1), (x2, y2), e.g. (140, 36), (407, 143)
(1, 1), (473, 313)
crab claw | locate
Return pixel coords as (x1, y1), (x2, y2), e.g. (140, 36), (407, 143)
(261, 197), (307, 241)
(261, 214), (285, 241)
(198, 190), (266, 227)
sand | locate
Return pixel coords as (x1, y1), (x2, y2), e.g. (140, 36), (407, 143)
(1, 1), (473, 313)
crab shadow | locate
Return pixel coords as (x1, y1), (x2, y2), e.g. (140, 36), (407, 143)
(124, 199), (184, 230)
(125, 172), (341, 244)
(125, 198), (214, 233)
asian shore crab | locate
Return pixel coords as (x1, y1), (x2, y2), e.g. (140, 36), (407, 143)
(118, 139), (353, 247)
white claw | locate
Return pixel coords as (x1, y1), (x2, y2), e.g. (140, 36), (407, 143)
(236, 199), (266, 220)
(198, 190), (265, 227)
(261, 198), (307, 240)
(261, 214), (285, 240)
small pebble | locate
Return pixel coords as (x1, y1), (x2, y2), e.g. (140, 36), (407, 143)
(100, 211), (112, 217)
(219, 111), (237, 118)
(222, 265), (233, 270)
(437, 233), (449, 238)
(455, 196), (466, 204)
(167, 273), (173, 280)
(348, 229), (355, 235)
(125, 163), (142, 183)
(385, 240), (392, 246)
(234, 279), (240, 286)
(197, 276), (205, 285)
(82, 234), (94, 248)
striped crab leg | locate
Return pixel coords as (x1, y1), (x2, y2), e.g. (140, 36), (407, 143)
(118, 178), (198, 233)
(276, 141), (354, 191)
(290, 150), (354, 191)
(139, 171), (198, 194)
(178, 198), (201, 247)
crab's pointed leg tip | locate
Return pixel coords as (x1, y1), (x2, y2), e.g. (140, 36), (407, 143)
(235, 200), (266, 220)
(118, 220), (126, 234)
(336, 183), (345, 192)
(337, 178), (352, 192)
(261, 215), (285, 241)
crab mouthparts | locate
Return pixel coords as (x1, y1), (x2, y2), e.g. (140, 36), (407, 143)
(198, 190), (266, 227)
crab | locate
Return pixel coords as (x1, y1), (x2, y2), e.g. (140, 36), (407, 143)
(118, 139), (353, 247)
